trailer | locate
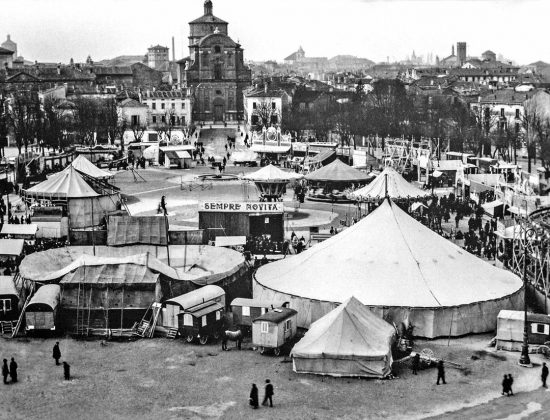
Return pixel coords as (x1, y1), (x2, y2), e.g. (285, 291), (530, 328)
(252, 307), (297, 356)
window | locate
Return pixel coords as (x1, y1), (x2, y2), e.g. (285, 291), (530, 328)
(152, 116), (157, 124)
(161, 115), (166, 123)
(171, 103), (175, 109)
(183, 314), (193, 326)
(515, 109), (520, 119)
(216, 311), (221, 321)
(201, 315), (207, 327)
(271, 102), (276, 110)
(161, 103), (165, 110)
(152, 102), (156, 110)
(214, 63), (223, 80)
(500, 108), (505, 117)
(515, 123), (520, 133)
(271, 115), (278, 124)
(216, 90), (222, 95)
(181, 102), (186, 110)
(182, 116), (186, 126)
(252, 102), (257, 110)
(242, 306), (250, 316)
(214, 45), (221, 54)
(251, 115), (259, 125)
(260, 321), (269, 333)
(531, 323), (550, 335)
(284, 319), (292, 331)
(170, 116), (176, 126)
(131, 115), (139, 126)
(261, 307), (267, 315)
(1, 299), (11, 312)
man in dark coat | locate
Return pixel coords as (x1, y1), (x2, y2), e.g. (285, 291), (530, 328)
(249, 383), (259, 409)
(9, 358), (17, 383)
(2, 359), (9, 384)
(412, 353), (420, 375)
(63, 362), (71, 381)
(262, 379), (274, 407)
(436, 360), (445, 385)
(53, 342), (61, 365)
(542, 362), (549, 388)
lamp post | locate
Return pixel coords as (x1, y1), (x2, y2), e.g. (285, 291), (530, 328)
(519, 225), (533, 366)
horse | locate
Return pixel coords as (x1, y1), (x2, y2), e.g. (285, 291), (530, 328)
(222, 329), (242, 350)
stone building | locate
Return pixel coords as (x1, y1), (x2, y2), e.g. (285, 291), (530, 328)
(147, 45), (169, 70)
(177, 0), (251, 123)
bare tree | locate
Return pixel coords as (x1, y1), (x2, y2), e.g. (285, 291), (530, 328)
(7, 91), (40, 154)
(252, 99), (279, 130)
(73, 97), (100, 145)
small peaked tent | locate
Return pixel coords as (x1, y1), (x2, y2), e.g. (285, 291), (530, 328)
(291, 296), (396, 378)
(24, 166), (99, 199)
(305, 159), (370, 183)
(348, 166), (430, 201)
(242, 164), (303, 182)
(71, 155), (114, 179)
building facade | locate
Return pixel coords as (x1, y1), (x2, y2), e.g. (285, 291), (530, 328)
(141, 89), (193, 127)
(147, 45), (169, 70)
(178, 1), (252, 123)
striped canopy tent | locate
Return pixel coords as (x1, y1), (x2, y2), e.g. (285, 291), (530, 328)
(24, 166), (100, 200)
(242, 164), (303, 200)
(71, 155), (114, 179)
(348, 166), (431, 201)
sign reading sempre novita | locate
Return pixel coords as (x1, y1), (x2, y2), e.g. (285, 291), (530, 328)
(199, 201), (284, 213)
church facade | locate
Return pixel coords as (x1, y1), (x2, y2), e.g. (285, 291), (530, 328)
(178, 1), (251, 123)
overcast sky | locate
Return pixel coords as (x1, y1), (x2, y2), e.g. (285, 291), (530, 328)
(0, 0), (548, 65)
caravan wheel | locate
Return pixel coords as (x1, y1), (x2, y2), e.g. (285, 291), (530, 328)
(273, 347), (281, 357)
(259, 347), (266, 354)
(185, 334), (194, 343)
(199, 335), (209, 345)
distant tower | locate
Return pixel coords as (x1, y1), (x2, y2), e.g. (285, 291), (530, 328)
(1, 34), (17, 56)
(451, 45), (455, 56)
(204, 0), (213, 15)
(457, 42), (467, 66)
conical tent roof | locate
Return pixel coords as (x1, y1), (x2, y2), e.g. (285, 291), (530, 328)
(291, 296), (395, 359)
(348, 166), (430, 201)
(255, 199), (522, 308)
(24, 166), (99, 199)
(71, 155), (113, 179)
(242, 164), (303, 182)
(305, 159), (370, 182)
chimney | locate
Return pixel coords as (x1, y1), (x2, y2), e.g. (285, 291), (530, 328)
(172, 36), (175, 61)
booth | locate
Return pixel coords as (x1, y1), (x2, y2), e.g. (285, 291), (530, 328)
(199, 201), (284, 245)
(0, 224), (38, 244)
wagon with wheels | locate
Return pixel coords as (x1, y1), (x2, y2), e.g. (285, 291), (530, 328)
(162, 285), (225, 343)
(177, 300), (224, 345)
(230, 298), (284, 335)
(252, 307), (297, 356)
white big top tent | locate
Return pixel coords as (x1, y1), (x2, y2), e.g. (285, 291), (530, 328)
(254, 199), (523, 338)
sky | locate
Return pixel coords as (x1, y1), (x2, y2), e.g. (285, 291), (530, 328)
(0, 0), (548, 65)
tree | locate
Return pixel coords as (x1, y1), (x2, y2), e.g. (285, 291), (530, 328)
(0, 90), (8, 158)
(73, 97), (101, 145)
(7, 91), (40, 154)
(98, 98), (126, 150)
(252, 99), (279, 130)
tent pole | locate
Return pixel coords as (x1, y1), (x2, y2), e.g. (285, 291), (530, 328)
(120, 285), (124, 333)
(164, 214), (171, 267)
(91, 197), (96, 256)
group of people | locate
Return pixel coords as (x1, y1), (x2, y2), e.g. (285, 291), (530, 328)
(2, 358), (17, 384)
(249, 379), (274, 409)
(501, 373), (514, 396)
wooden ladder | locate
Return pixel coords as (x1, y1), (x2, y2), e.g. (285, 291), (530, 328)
(147, 303), (162, 338)
(11, 292), (33, 338)
(166, 328), (178, 339)
(0, 321), (14, 335)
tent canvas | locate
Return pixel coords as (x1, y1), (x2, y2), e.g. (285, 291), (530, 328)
(0, 239), (25, 256)
(348, 166), (430, 201)
(291, 296), (395, 378)
(107, 216), (168, 246)
(254, 199), (523, 338)
(0, 224), (38, 236)
(305, 159), (370, 182)
(242, 164), (303, 182)
(24, 166), (99, 199)
(71, 155), (113, 179)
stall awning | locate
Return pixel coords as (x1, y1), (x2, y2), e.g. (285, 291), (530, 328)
(215, 236), (246, 247)
(250, 145), (291, 154)
(0, 239), (25, 256)
(1, 224), (38, 236)
(482, 199), (505, 217)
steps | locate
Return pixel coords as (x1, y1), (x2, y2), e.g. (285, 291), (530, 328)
(166, 328), (178, 339)
(0, 321), (14, 335)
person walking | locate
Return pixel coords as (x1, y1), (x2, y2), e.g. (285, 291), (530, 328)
(436, 360), (446, 385)
(9, 358), (17, 383)
(507, 374), (514, 395)
(501, 374), (509, 395)
(63, 361), (71, 380)
(2, 359), (9, 384)
(542, 362), (549, 388)
(249, 383), (259, 409)
(53, 342), (61, 365)
(262, 379), (274, 407)
(412, 353), (420, 375)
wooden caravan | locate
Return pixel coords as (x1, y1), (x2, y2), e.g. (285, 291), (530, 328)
(25, 284), (60, 333)
(252, 307), (298, 356)
(230, 298), (283, 333)
(163, 285), (225, 329)
(496, 310), (550, 351)
(0, 276), (19, 322)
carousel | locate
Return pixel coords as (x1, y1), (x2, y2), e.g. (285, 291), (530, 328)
(305, 159), (371, 202)
(242, 164), (303, 201)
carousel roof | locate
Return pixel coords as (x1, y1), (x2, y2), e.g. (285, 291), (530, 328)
(348, 166), (430, 201)
(305, 159), (370, 183)
(71, 155), (114, 179)
(242, 164), (303, 182)
(24, 166), (100, 199)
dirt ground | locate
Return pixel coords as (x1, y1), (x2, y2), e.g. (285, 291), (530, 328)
(0, 334), (546, 420)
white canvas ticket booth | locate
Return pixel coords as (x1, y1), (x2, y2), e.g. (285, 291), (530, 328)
(162, 285), (225, 329)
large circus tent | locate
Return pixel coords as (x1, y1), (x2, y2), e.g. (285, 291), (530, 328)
(253, 199), (523, 338)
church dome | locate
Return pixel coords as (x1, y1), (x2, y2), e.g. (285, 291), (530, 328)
(1, 35), (17, 53)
